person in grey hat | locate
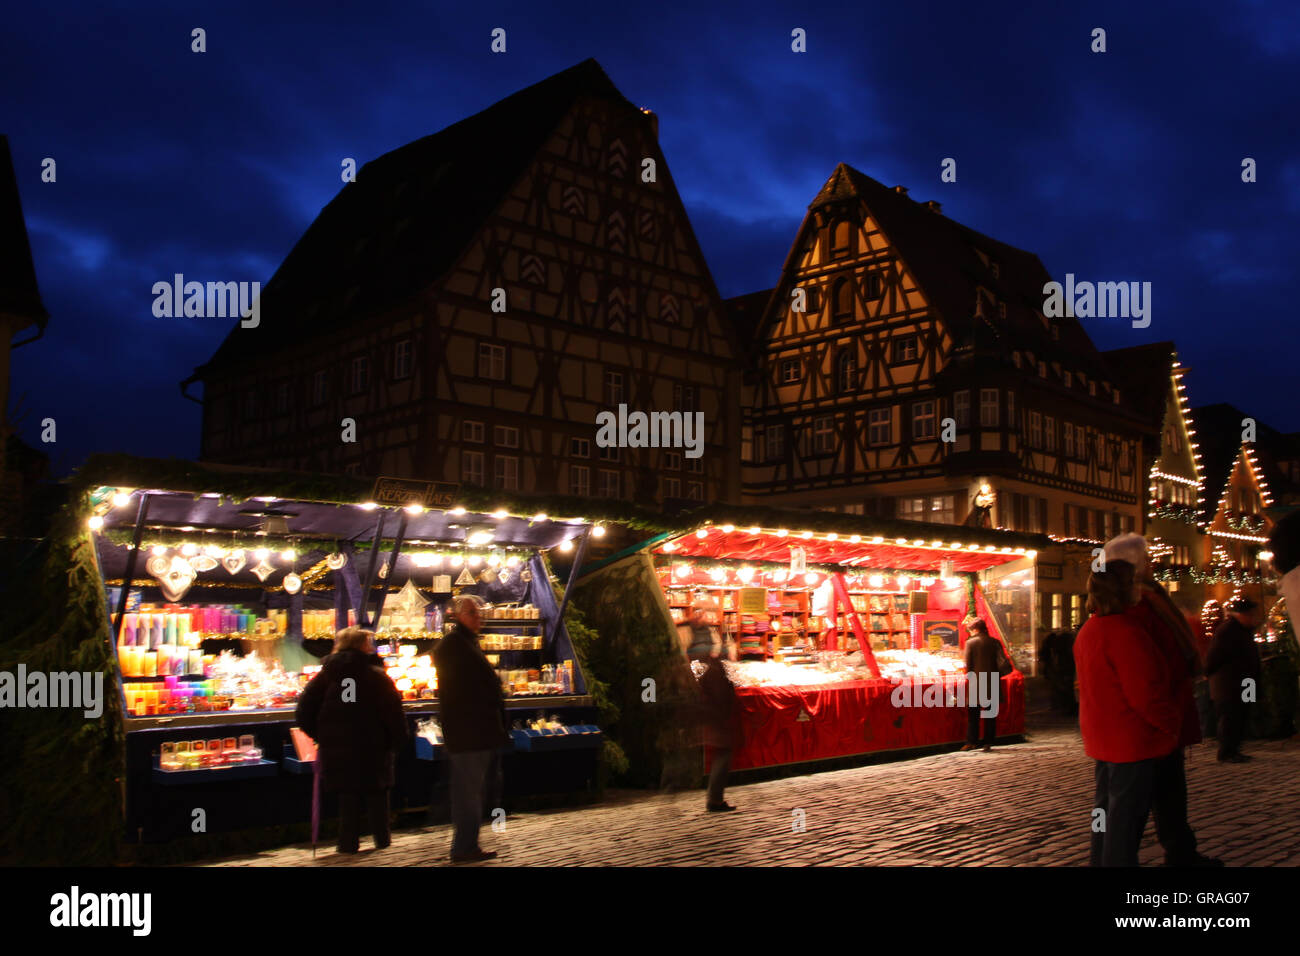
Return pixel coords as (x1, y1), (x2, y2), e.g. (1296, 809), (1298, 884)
(1204, 597), (1263, 763)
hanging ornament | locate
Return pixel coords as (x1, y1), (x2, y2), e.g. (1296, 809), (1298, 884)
(326, 552), (348, 570)
(154, 555), (198, 602)
(481, 569), (497, 583)
(498, 568), (511, 585)
(283, 572), (303, 595)
(146, 555), (171, 578)
(251, 559), (275, 582)
(521, 568), (532, 583)
(379, 562), (390, 579)
(393, 579), (430, 616)
(455, 566), (477, 587)
(189, 555), (219, 573)
(223, 550), (247, 575)
(790, 546), (807, 576)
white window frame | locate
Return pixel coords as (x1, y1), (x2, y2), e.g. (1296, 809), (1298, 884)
(478, 343), (506, 380)
(979, 388), (999, 428)
(912, 401), (936, 440)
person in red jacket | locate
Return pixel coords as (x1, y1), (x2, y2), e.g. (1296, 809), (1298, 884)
(1104, 533), (1220, 868)
(1075, 560), (1182, 866)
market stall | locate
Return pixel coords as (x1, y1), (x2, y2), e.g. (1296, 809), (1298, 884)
(75, 457), (627, 845)
(577, 510), (1045, 773)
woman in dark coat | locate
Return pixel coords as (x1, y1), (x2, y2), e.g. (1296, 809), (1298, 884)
(296, 627), (409, 853)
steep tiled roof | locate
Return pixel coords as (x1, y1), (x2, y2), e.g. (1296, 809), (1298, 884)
(725, 288), (774, 362)
(193, 59), (639, 377)
(779, 163), (1109, 377)
(1103, 342), (1177, 430)
(0, 135), (47, 326)
(1190, 403), (1291, 520)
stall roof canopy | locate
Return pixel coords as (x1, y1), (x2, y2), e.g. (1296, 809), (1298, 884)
(74, 455), (665, 550)
(645, 505), (1050, 573)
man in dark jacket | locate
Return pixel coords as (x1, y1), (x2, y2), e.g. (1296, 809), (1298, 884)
(1205, 597), (1263, 763)
(434, 594), (509, 862)
(296, 627), (408, 854)
(961, 617), (1011, 752)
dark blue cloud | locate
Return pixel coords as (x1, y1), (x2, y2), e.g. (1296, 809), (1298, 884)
(2, 0), (1295, 475)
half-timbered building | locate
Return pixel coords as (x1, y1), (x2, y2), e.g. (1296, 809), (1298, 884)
(1105, 343), (1205, 607)
(734, 163), (1156, 637)
(187, 60), (739, 508)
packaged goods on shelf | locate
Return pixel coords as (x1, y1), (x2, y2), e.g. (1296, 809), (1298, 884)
(159, 735), (262, 771)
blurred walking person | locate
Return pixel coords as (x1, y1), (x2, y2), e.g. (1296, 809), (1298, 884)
(1103, 533), (1219, 867)
(1075, 561), (1181, 867)
(680, 599), (740, 812)
(435, 594), (510, 862)
(1205, 596), (1263, 764)
(296, 627), (408, 854)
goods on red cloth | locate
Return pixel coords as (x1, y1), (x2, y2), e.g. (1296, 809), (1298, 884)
(722, 673), (1025, 770)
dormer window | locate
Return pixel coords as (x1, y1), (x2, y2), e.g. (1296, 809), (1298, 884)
(832, 277), (854, 322)
(831, 220), (853, 259)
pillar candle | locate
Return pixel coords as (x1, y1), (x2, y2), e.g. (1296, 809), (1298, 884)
(144, 651), (157, 677)
(122, 612), (137, 646)
(188, 649), (202, 675)
(177, 615), (189, 641)
(165, 614), (177, 644)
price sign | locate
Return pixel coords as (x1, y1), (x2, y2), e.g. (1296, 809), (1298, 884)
(739, 587), (768, 614)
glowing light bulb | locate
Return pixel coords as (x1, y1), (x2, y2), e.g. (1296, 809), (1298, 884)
(281, 548), (296, 562)
(405, 504), (424, 515)
(254, 548), (270, 561)
(674, 564), (691, 579)
(487, 553), (501, 567)
(88, 515), (105, 531)
(506, 555), (519, 568)
(869, 575), (884, 588)
(180, 543), (197, 557)
(805, 572), (819, 585)
(695, 528), (709, 539)
(737, 566), (755, 583)
(776, 529), (789, 537)
(721, 524), (735, 534)
(559, 538), (574, 553)
(359, 502), (378, 511)
(492, 509), (509, 520)
(151, 545), (167, 556)
(592, 524), (606, 537)
(111, 492), (132, 508)
(663, 541), (677, 553)
(532, 512), (548, 522)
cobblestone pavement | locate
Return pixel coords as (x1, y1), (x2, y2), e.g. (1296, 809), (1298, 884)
(204, 718), (1300, 867)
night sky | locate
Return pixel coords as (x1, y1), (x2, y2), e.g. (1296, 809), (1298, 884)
(4, 1), (1297, 477)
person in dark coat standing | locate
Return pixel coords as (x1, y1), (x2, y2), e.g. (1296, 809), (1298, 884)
(1074, 561), (1182, 867)
(435, 594), (509, 862)
(1104, 533), (1220, 867)
(1205, 596), (1263, 763)
(296, 627), (408, 854)
(961, 617), (1011, 752)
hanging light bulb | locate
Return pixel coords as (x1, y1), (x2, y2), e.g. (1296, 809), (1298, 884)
(151, 545), (167, 556)
(88, 515), (105, 531)
(695, 528), (709, 539)
(737, 566), (755, 583)
(592, 524), (607, 537)
(721, 524), (735, 534)
(559, 538), (574, 553)
(532, 512), (549, 522)
(281, 548), (296, 562)
(205, 544), (225, 559)
(111, 491), (132, 508)
(492, 508), (509, 520)
(359, 502), (378, 511)
(180, 543), (197, 557)
(487, 553), (501, 567)
(805, 571), (820, 585)
(254, 548), (270, 562)
(506, 554), (520, 568)
(709, 567), (727, 583)
(450, 553), (464, 567)
(405, 504), (424, 515)
(663, 541), (677, 552)
(869, 574), (885, 588)
(674, 563), (691, 579)
(776, 529), (789, 537)
(469, 554), (482, 567)
(773, 568), (788, 583)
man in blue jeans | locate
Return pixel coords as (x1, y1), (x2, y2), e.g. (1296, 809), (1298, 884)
(434, 594), (509, 863)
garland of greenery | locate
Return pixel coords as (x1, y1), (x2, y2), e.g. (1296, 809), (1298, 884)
(1150, 502), (1200, 525)
(1226, 513), (1266, 533)
(0, 492), (124, 865)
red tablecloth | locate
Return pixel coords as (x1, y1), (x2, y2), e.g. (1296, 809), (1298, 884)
(727, 672), (1025, 770)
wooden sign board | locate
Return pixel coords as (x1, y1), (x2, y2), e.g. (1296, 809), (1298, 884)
(370, 477), (460, 509)
(738, 588), (768, 614)
(923, 618), (961, 650)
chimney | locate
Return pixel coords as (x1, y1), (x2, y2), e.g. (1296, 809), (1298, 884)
(640, 107), (659, 140)
(924, 200), (942, 213)
(893, 185), (908, 196)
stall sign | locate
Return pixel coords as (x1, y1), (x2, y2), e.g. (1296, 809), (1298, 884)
(371, 477), (460, 509)
(923, 618), (961, 652)
(738, 588), (768, 614)
(1038, 563), (1063, 580)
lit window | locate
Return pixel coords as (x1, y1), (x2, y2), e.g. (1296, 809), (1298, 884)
(814, 416), (834, 454)
(1029, 411), (1043, 446)
(836, 351), (857, 393)
(1044, 415), (1056, 452)
(462, 451), (484, 485)
(979, 389), (999, 427)
(892, 336), (919, 363)
(768, 424), (786, 459)
(831, 220), (852, 258)
(912, 401), (936, 440)
(780, 359), (801, 384)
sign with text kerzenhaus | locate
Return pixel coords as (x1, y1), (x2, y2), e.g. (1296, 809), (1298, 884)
(370, 477), (460, 510)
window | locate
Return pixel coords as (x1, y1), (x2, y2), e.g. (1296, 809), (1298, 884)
(1029, 411), (1042, 447)
(664, 477), (681, 499)
(1089, 381), (1097, 397)
(463, 421), (485, 443)
(1038, 361), (1047, 378)
(892, 336), (919, 363)
(780, 359), (801, 384)
(804, 286), (821, 313)
(665, 451), (681, 471)
(604, 370), (624, 406)
(1044, 415), (1056, 452)
(832, 278), (854, 322)
(979, 388), (999, 427)
(350, 356), (369, 394)
(1063, 370), (1072, 388)
(869, 407), (891, 445)
(570, 437), (590, 458)
(312, 370), (327, 406)
(598, 444), (621, 463)
(393, 339), (413, 380)
(1012, 352), (1021, 368)
(672, 383), (698, 412)
(836, 351), (857, 393)
(864, 272), (884, 300)
(1064, 423), (1075, 458)
(494, 455), (519, 491)
(494, 425), (519, 448)
(686, 456), (704, 474)
(831, 220), (852, 258)
(814, 416), (834, 454)
(570, 465), (590, 496)
(275, 382), (290, 415)
(953, 391), (970, 428)
(897, 495), (954, 524)
(912, 401), (936, 440)
(478, 343), (506, 380)
(597, 469), (621, 498)
(1006, 391), (1014, 429)
(768, 424), (786, 459)
(687, 481), (704, 501)
(462, 450), (484, 486)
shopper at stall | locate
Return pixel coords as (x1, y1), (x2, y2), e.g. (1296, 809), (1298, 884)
(1074, 561), (1181, 867)
(1103, 533), (1218, 867)
(960, 617), (1010, 751)
(1205, 596), (1263, 764)
(681, 599), (740, 811)
(435, 593), (510, 862)
(295, 626), (408, 855)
